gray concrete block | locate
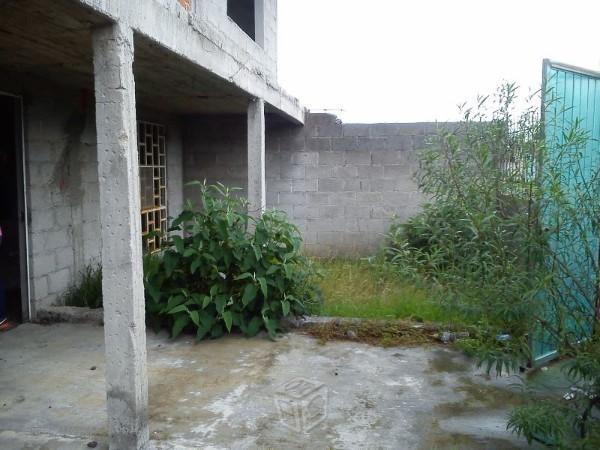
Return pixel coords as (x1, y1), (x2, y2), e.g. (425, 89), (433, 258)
(280, 164), (305, 180)
(343, 123), (371, 137)
(31, 209), (55, 233)
(357, 192), (383, 204)
(279, 191), (306, 206)
(329, 192), (357, 204)
(344, 206), (371, 218)
(293, 205), (319, 219)
(306, 192), (331, 205)
(384, 135), (413, 151)
(369, 179), (397, 192)
(357, 137), (386, 152)
(318, 205), (344, 219)
(383, 164), (410, 179)
(267, 179), (293, 193)
(343, 179), (362, 191)
(344, 150), (371, 165)
(292, 179), (318, 192)
(332, 137), (358, 152)
(47, 267), (71, 295)
(318, 151), (344, 166)
(371, 205), (398, 219)
(318, 178), (345, 192)
(44, 230), (71, 251)
(306, 218), (343, 232)
(371, 149), (401, 165)
(333, 165), (358, 178)
(31, 253), (56, 279)
(357, 165), (384, 178)
(55, 247), (74, 270)
(32, 276), (49, 301)
(306, 138), (332, 151)
(305, 165), (334, 180)
(291, 152), (319, 165)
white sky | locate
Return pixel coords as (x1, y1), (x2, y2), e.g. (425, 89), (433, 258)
(278, 0), (600, 123)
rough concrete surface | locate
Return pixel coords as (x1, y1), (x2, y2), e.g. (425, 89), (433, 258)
(0, 323), (535, 449)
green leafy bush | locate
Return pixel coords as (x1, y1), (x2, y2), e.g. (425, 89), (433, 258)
(62, 264), (103, 309)
(383, 83), (600, 447)
(144, 182), (321, 340)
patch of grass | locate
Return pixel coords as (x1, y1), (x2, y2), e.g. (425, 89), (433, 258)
(312, 258), (450, 322)
(62, 264), (103, 309)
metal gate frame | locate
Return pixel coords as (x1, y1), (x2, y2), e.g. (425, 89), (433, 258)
(533, 59), (600, 365)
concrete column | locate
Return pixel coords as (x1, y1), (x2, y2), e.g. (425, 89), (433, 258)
(247, 98), (266, 217)
(92, 22), (149, 450)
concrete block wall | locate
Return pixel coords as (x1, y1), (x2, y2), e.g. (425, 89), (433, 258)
(1, 74), (185, 314)
(183, 113), (442, 256)
(25, 88), (101, 311)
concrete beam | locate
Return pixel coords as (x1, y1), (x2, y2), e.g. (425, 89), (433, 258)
(76, 0), (305, 124)
(248, 98), (266, 217)
(92, 22), (149, 449)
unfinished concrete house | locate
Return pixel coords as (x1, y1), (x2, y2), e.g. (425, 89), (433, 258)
(0, 0), (429, 447)
(0, 0), (301, 447)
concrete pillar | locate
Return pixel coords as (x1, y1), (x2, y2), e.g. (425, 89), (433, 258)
(92, 22), (149, 450)
(247, 98), (266, 217)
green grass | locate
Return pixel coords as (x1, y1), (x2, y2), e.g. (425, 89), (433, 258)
(312, 259), (450, 322)
(63, 264), (103, 309)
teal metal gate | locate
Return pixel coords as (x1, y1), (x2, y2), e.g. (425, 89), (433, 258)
(535, 60), (600, 364)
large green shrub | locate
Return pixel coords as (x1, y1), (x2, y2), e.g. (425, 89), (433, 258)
(144, 182), (320, 340)
(384, 83), (600, 448)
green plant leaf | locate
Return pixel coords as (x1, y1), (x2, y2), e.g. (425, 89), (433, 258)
(190, 258), (202, 274)
(234, 272), (254, 281)
(172, 235), (185, 254)
(168, 304), (189, 315)
(281, 300), (290, 316)
(222, 310), (233, 333)
(245, 316), (263, 337)
(215, 295), (227, 314)
(164, 252), (178, 277)
(266, 265), (279, 275)
(189, 310), (200, 327)
(258, 277), (268, 299)
(172, 314), (190, 338)
(242, 283), (258, 306)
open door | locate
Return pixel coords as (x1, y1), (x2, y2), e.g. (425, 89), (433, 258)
(533, 60), (600, 365)
(0, 93), (29, 324)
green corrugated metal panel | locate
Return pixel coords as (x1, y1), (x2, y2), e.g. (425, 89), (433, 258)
(535, 60), (600, 364)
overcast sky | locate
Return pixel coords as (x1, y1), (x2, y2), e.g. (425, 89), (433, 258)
(278, 0), (600, 123)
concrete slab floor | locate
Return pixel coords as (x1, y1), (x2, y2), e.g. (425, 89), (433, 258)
(0, 323), (537, 449)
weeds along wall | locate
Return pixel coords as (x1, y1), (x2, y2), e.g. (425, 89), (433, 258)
(184, 113), (442, 256)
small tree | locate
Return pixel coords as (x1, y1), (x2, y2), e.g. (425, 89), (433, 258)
(385, 83), (600, 448)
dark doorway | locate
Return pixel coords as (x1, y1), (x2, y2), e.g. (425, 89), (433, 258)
(0, 94), (26, 323)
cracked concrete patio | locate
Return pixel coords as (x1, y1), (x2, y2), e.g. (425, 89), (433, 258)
(0, 323), (535, 449)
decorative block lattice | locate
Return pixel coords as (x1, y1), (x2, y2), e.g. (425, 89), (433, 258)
(138, 121), (167, 253)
